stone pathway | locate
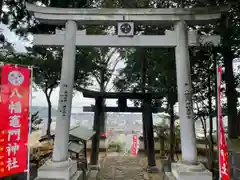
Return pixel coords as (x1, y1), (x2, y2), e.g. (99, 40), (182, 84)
(97, 153), (149, 180)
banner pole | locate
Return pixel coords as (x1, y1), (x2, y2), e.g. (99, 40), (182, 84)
(27, 66), (33, 180)
(217, 65), (221, 180)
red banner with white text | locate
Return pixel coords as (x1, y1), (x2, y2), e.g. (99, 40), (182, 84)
(0, 64), (31, 177)
(217, 66), (230, 180)
(131, 135), (138, 156)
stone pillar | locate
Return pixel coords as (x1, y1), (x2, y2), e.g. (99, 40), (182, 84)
(35, 20), (81, 180)
(167, 20), (212, 180)
(52, 20), (77, 162)
(174, 20), (197, 164)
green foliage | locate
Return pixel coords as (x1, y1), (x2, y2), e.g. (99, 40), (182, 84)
(111, 1), (178, 108)
(153, 122), (180, 156)
(114, 47), (177, 109)
(88, 47), (121, 91)
(191, 44), (219, 118)
(107, 141), (124, 152)
(3, 0), (97, 34)
(154, 120), (169, 140)
(31, 48), (62, 93)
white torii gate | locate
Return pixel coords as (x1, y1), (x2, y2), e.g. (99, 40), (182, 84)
(27, 3), (226, 180)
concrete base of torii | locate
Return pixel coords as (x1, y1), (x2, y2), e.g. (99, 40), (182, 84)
(165, 162), (212, 180)
(34, 159), (82, 180)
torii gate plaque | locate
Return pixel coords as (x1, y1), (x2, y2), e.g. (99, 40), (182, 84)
(27, 3), (226, 180)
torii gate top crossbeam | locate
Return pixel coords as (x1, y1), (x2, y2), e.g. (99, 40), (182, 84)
(81, 89), (163, 99)
(26, 4), (228, 26)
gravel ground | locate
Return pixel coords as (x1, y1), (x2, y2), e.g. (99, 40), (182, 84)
(97, 153), (149, 180)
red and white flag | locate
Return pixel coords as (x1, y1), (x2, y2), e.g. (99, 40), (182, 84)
(0, 64), (31, 177)
(217, 65), (230, 180)
(131, 135), (138, 156)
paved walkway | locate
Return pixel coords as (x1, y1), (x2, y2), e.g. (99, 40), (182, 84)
(97, 153), (149, 180)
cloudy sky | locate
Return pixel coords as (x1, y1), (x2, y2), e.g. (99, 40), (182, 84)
(0, 23), (134, 110)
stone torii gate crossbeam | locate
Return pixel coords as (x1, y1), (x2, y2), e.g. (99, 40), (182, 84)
(33, 29), (220, 47)
(27, 3), (227, 180)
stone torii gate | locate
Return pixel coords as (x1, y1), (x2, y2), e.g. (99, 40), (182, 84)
(27, 3), (226, 180)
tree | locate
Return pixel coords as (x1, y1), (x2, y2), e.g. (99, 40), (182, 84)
(219, 10), (240, 138)
(89, 47), (121, 92)
(30, 47), (62, 136)
(190, 44), (219, 171)
(0, 46), (94, 136)
(154, 120), (169, 157)
(1, 0), (106, 136)
(154, 118), (181, 164)
(90, 47), (121, 133)
(114, 48), (179, 161)
(169, 0), (240, 138)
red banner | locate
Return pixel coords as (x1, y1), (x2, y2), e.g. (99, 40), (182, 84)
(217, 66), (230, 180)
(0, 64), (31, 177)
(131, 135), (138, 156)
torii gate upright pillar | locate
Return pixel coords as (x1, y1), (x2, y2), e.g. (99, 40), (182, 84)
(52, 20), (77, 162)
(175, 20), (197, 164)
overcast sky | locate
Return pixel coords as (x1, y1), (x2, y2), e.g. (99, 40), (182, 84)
(0, 23), (132, 110)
